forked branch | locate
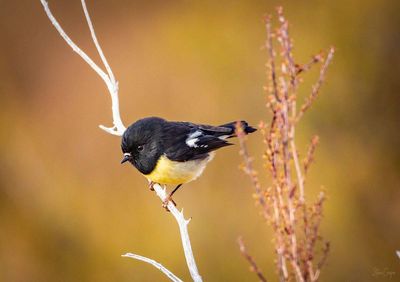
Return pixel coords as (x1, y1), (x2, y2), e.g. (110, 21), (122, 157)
(40, 0), (125, 136)
(40, 1), (201, 281)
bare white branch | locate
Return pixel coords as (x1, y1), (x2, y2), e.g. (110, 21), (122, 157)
(396, 250), (400, 260)
(152, 183), (203, 282)
(79, 0), (125, 135)
(122, 253), (183, 282)
(80, 0), (116, 84)
(40, 1), (202, 281)
(40, 0), (126, 136)
(40, 0), (108, 82)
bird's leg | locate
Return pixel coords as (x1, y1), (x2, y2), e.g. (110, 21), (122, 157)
(148, 181), (155, 191)
(169, 184), (183, 199)
(162, 184), (182, 211)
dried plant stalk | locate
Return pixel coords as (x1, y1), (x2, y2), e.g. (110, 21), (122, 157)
(238, 237), (268, 282)
(238, 7), (334, 282)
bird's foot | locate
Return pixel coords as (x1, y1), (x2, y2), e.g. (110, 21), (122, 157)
(162, 196), (177, 212)
(148, 181), (155, 191)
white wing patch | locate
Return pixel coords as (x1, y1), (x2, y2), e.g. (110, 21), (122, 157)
(218, 135), (230, 140)
(186, 138), (199, 148)
(186, 130), (202, 148)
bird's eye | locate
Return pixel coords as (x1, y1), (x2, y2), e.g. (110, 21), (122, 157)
(137, 145), (144, 152)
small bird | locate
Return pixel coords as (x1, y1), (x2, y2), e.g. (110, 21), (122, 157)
(121, 117), (256, 208)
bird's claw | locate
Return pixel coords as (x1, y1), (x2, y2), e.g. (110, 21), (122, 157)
(148, 181), (155, 191)
(162, 197), (177, 212)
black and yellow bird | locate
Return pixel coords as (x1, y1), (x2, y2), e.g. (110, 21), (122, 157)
(120, 117), (256, 207)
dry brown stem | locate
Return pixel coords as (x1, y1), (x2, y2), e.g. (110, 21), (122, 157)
(237, 7), (333, 282)
(238, 237), (268, 282)
(297, 47), (335, 123)
(303, 136), (320, 176)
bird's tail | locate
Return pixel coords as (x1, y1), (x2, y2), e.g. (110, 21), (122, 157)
(218, 120), (257, 138)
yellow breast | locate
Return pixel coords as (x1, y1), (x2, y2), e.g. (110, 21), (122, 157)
(145, 153), (214, 185)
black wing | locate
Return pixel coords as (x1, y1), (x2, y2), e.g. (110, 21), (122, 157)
(161, 122), (230, 162)
(162, 120), (256, 162)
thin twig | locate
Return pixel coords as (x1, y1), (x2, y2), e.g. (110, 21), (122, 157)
(237, 122), (269, 219)
(303, 136), (319, 175)
(277, 7), (297, 91)
(265, 16), (280, 103)
(238, 237), (268, 282)
(80, 0), (116, 84)
(297, 47), (335, 122)
(295, 54), (323, 75)
(308, 192), (327, 261)
(122, 253), (183, 282)
(312, 241), (330, 281)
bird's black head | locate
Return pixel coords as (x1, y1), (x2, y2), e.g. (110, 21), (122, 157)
(121, 117), (165, 175)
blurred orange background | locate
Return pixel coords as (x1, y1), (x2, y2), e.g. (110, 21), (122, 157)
(0, 0), (399, 281)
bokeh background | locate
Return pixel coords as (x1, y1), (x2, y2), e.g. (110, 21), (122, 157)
(1, 0), (399, 281)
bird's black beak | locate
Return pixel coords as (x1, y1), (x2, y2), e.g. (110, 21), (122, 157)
(121, 153), (132, 164)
